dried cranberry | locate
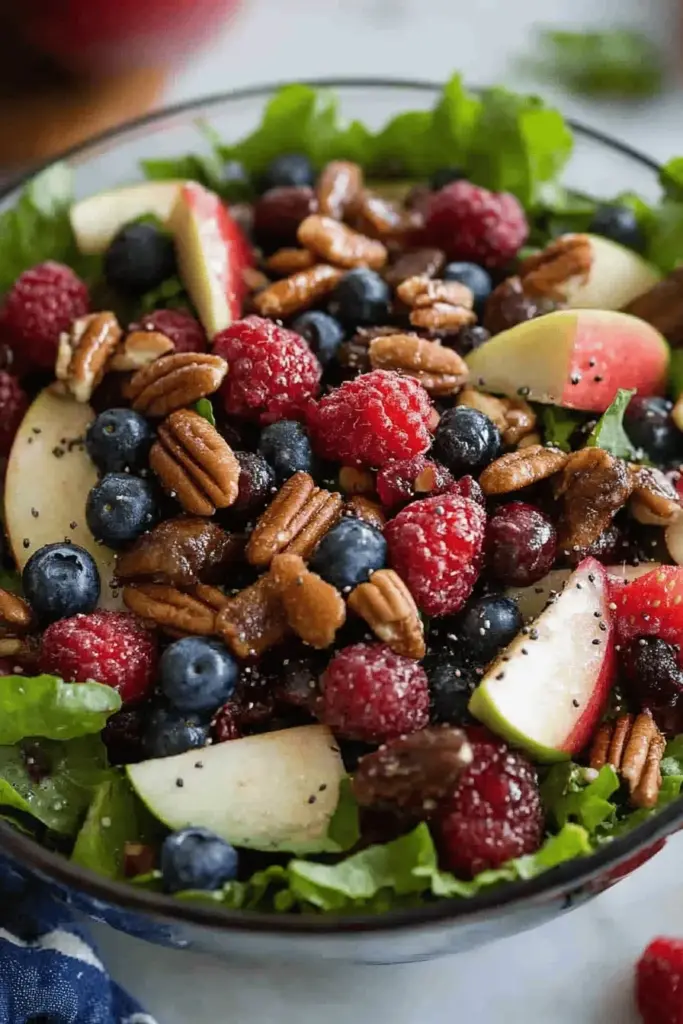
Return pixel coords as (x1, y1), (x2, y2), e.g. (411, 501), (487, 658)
(211, 701), (242, 742)
(485, 501), (557, 586)
(275, 655), (324, 713)
(483, 277), (559, 336)
(253, 186), (317, 248)
(621, 637), (683, 734)
(102, 707), (148, 765)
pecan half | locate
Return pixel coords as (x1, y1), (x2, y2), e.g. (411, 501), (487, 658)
(338, 466), (375, 496)
(352, 727), (473, 815)
(109, 329), (174, 372)
(297, 215), (388, 270)
(270, 553), (346, 649)
(479, 445), (569, 495)
(150, 409), (240, 516)
(122, 583), (228, 636)
(246, 472), (342, 567)
(264, 248), (317, 276)
(397, 276), (474, 310)
(555, 448), (633, 551)
(590, 711), (665, 809)
(410, 302), (477, 331)
(252, 264), (342, 319)
(115, 517), (244, 587)
(348, 569), (425, 659)
(622, 267), (683, 346)
(629, 465), (682, 526)
(0, 589), (33, 634)
(316, 161), (364, 220)
(343, 496), (386, 529)
(484, 276), (561, 335)
(368, 333), (468, 396)
(215, 575), (288, 658)
(518, 234), (593, 302)
(55, 312), (122, 403)
(456, 387), (537, 446)
(351, 190), (407, 240)
(126, 352), (227, 417)
(384, 248), (446, 289)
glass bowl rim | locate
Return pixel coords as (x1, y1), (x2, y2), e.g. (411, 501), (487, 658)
(0, 77), (672, 937)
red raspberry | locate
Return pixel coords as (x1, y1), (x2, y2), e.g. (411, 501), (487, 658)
(2, 261), (89, 370)
(423, 181), (528, 269)
(376, 455), (453, 509)
(40, 611), (157, 706)
(213, 315), (321, 424)
(309, 370), (433, 468)
(0, 372), (28, 457)
(320, 642), (429, 742)
(132, 309), (208, 354)
(385, 493), (486, 616)
(449, 475), (485, 506)
(637, 937), (683, 1024)
(433, 727), (544, 878)
(211, 701), (243, 742)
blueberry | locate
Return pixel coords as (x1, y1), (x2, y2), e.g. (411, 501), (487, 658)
(86, 408), (154, 474)
(144, 704), (210, 758)
(86, 473), (159, 549)
(458, 596), (523, 663)
(443, 262), (492, 313)
(434, 406), (502, 475)
(309, 518), (386, 590)
(161, 827), (238, 894)
(423, 652), (477, 725)
(258, 420), (313, 484)
(104, 222), (177, 296)
(448, 324), (491, 356)
(232, 451), (275, 516)
(23, 542), (100, 625)
(160, 637), (238, 713)
(327, 269), (391, 329)
(261, 153), (315, 191)
(588, 204), (644, 252)
(292, 311), (345, 365)
(624, 396), (683, 465)
(430, 167), (465, 191)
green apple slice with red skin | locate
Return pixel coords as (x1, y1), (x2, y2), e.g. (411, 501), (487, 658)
(70, 181), (184, 255)
(127, 725), (346, 853)
(469, 557), (615, 762)
(507, 562), (661, 623)
(465, 309), (668, 413)
(5, 389), (122, 610)
(548, 233), (659, 310)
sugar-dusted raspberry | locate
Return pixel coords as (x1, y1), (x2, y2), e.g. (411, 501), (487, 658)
(433, 727), (544, 878)
(309, 370), (433, 468)
(320, 642), (429, 742)
(132, 308), (208, 354)
(423, 181), (528, 269)
(376, 455), (453, 509)
(637, 937), (683, 1024)
(385, 493), (486, 616)
(2, 261), (89, 370)
(448, 475), (485, 506)
(0, 372), (28, 456)
(40, 611), (158, 706)
(213, 315), (321, 424)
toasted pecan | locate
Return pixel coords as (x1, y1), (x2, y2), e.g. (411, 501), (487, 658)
(316, 161), (364, 220)
(122, 582), (228, 636)
(409, 302), (477, 331)
(590, 711), (665, 809)
(518, 234), (593, 301)
(252, 264), (342, 319)
(348, 569), (425, 658)
(115, 517), (244, 587)
(368, 333), (468, 396)
(297, 215), (388, 270)
(270, 553), (346, 649)
(149, 409), (240, 516)
(126, 352), (227, 417)
(246, 472), (342, 567)
(215, 575), (288, 658)
(264, 248), (317, 276)
(338, 466), (375, 496)
(397, 275), (474, 310)
(629, 465), (682, 526)
(0, 589), (33, 634)
(479, 445), (569, 495)
(456, 388), (537, 446)
(343, 496), (386, 529)
(555, 448), (633, 552)
(55, 312), (122, 403)
(351, 190), (407, 240)
(109, 329), (174, 372)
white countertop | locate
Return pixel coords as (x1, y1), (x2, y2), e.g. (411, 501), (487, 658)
(97, 1), (683, 1020)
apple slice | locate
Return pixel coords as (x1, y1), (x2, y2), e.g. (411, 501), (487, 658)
(127, 725), (345, 853)
(70, 181), (184, 255)
(169, 181), (253, 338)
(469, 558), (615, 761)
(465, 309), (668, 413)
(545, 234), (660, 310)
(507, 563), (661, 622)
(5, 389), (121, 610)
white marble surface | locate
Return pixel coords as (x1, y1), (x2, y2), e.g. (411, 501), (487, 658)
(96, 1), (683, 1020)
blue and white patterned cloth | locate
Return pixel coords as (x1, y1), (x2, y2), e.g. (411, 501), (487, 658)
(0, 861), (159, 1024)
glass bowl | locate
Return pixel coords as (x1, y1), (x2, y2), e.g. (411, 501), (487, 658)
(0, 79), (675, 966)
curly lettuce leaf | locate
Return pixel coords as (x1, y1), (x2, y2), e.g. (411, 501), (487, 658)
(71, 774), (160, 879)
(0, 675), (120, 745)
(542, 763), (620, 833)
(586, 387), (638, 460)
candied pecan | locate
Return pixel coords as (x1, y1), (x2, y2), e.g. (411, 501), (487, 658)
(518, 234), (593, 302)
(348, 569), (425, 658)
(555, 448), (633, 551)
(0, 589), (33, 634)
(252, 264), (342, 319)
(622, 267), (683, 346)
(215, 575), (288, 658)
(338, 466), (375, 495)
(368, 333), (468, 397)
(316, 161), (364, 220)
(352, 726), (473, 815)
(115, 517), (244, 587)
(55, 312), (122, 403)
(518, 431), (542, 449)
(264, 248), (317, 276)
(384, 248), (446, 289)
(351, 190), (407, 240)
(410, 302), (476, 331)
(629, 465), (682, 526)
(270, 553), (345, 649)
(297, 215), (388, 270)
(126, 352), (227, 417)
(455, 388), (537, 445)
(246, 472), (342, 567)
(397, 275), (474, 310)
(242, 267), (271, 293)
(480, 445), (569, 495)
(149, 409), (240, 516)
(456, 387), (508, 432)
(0, 634), (40, 668)
(343, 496), (386, 529)
(109, 329), (174, 372)
(122, 582), (228, 636)
(483, 276), (561, 335)
(590, 711), (665, 809)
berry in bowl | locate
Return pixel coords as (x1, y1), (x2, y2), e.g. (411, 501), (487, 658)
(0, 76), (682, 964)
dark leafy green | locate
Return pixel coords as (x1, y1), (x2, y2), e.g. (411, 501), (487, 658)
(0, 675), (120, 745)
(71, 774), (159, 879)
(138, 275), (190, 314)
(193, 398), (216, 427)
(541, 405), (583, 452)
(586, 388), (638, 459)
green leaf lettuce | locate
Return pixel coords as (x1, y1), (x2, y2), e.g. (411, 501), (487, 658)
(0, 675), (120, 745)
